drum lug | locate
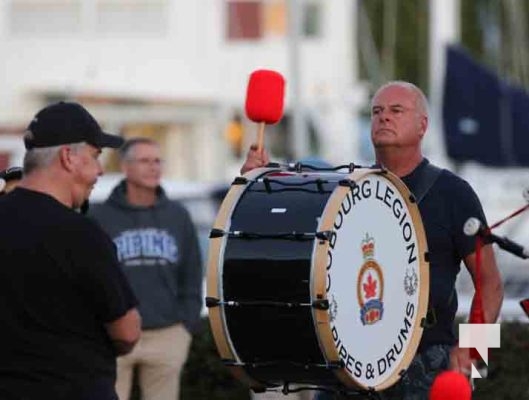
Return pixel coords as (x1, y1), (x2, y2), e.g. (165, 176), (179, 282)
(424, 251), (430, 262)
(315, 230), (332, 241)
(292, 162), (304, 173)
(232, 176), (248, 185)
(315, 178), (325, 193)
(209, 228), (225, 238)
(421, 308), (437, 328)
(338, 179), (357, 189)
(205, 296), (221, 308)
(312, 299), (330, 310)
(262, 177), (272, 193)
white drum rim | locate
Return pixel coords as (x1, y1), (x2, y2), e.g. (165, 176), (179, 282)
(310, 168), (430, 391)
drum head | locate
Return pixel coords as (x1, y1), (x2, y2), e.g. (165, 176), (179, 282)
(312, 169), (429, 391)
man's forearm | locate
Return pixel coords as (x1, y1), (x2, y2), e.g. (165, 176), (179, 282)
(481, 280), (504, 322)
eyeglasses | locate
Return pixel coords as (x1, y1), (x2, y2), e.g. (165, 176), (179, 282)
(128, 158), (164, 166)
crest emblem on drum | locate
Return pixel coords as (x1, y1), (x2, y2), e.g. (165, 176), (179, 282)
(357, 233), (384, 325)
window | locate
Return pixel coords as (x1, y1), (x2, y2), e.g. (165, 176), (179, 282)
(263, 0), (286, 38)
(226, 1), (262, 40)
(226, 0), (286, 41)
(302, 1), (321, 38)
(8, 0), (81, 36)
(96, 0), (168, 36)
(0, 153), (10, 171)
(225, 0), (321, 41)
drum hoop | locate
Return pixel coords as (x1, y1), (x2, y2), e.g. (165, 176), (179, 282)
(311, 168), (430, 391)
(206, 167), (277, 392)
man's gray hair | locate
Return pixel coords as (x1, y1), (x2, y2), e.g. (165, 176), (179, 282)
(372, 81), (429, 117)
(119, 137), (158, 162)
(23, 142), (86, 174)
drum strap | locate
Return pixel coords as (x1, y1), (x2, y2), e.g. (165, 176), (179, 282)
(410, 161), (443, 329)
(410, 161), (443, 205)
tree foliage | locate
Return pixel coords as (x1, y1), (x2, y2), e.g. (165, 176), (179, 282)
(358, 0), (430, 94)
(358, 0), (529, 95)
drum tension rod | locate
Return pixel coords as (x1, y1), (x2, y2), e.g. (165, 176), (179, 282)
(209, 229), (332, 241)
(206, 297), (330, 309)
(326, 360), (345, 369)
(278, 384), (382, 398)
(223, 360), (344, 370)
(221, 359), (244, 367)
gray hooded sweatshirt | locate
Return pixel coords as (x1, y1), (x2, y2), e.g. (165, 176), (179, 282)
(89, 180), (203, 333)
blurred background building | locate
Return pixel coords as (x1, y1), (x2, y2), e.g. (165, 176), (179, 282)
(0, 0), (363, 180)
(2, 0), (529, 317)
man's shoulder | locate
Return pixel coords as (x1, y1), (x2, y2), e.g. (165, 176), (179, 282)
(431, 165), (474, 192)
(429, 166), (483, 211)
(65, 210), (108, 235)
(87, 199), (120, 219)
(88, 200), (110, 215)
(163, 197), (191, 215)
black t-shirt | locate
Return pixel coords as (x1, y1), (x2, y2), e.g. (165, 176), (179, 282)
(0, 188), (138, 400)
(401, 159), (488, 351)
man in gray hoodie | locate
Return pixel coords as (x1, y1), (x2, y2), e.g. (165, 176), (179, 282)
(90, 137), (203, 400)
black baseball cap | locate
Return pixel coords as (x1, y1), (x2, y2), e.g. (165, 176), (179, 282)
(24, 101), (124, 150)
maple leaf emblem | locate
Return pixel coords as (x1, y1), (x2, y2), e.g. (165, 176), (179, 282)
(363, 274), (377, 299)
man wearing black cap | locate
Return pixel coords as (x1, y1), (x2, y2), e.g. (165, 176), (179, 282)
(0, 102), (141, 400)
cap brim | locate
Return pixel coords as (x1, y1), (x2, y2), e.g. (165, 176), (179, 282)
(96, 132), (124, 149)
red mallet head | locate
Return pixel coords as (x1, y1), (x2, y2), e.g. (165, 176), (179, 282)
(429, 371), (472, 400)
(245, 69), (285, 124)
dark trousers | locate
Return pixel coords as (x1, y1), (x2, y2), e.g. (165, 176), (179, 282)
(81, 378), (118, 400)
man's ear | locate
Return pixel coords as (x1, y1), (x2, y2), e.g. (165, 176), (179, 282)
(419, 115), (428, 138)
(59, 146), (76, 172)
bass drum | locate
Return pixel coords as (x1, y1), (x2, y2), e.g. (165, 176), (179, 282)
(206, 166), (429, 393)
